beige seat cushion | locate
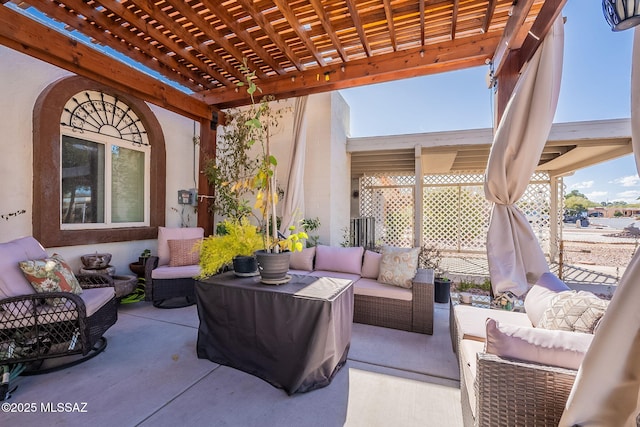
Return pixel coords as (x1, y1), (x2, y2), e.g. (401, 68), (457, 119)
(152, 264), (201, 280)
(309, 270), (361, 282)
(353, 278), (412, 301)
(454, 304), (532, 343)
(80, 287), (116, 316)
(460, 339), (485, 418)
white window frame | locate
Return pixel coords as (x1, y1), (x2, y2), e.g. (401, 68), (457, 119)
(60, 128), (151, 230)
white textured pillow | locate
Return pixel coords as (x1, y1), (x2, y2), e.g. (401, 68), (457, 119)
(377, 246), (419, 288)
(538, 291), (609, 334)
(485, 318), (593, 370)
(524, 273), (571, 327)
(289, 246), (316, 271)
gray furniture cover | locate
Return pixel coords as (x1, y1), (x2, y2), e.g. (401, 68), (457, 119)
(195, 272), (353, 394)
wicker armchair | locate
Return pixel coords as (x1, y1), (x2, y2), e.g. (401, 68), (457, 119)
(0, 237), (117, 373)
(144, 226), (203, 308)
(353, 268), (434, 334)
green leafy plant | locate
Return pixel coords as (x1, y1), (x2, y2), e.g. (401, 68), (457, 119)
(301, 217), (321, 247)
(198, 218), (264, 279)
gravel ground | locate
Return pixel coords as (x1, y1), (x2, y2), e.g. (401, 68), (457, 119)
(562, 239), (637, 268)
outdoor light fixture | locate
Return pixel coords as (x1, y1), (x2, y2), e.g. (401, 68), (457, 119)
(603, 0), (640, 31)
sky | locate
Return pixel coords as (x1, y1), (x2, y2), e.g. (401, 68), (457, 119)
(339, 0), (640, 204)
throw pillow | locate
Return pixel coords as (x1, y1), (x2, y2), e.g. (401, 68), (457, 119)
(377, 246), (420, 289)
(289, 246), (316, 271)
(361, 250), (382, 279)
(538, 290), (609, 334)
(314, 245), (364, 275)
(19, 253), (83, 306)
(485, 318), (593, 370)
(168, 238), (202, 267)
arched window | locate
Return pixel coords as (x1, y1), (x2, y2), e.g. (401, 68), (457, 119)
(33, 76), (165, 246)
(60, 91), (150, 229)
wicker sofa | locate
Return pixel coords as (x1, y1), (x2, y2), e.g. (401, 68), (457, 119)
(0, 236), (118, 371)
(450, 272), (603, 426)
(288, 245), (434, 335)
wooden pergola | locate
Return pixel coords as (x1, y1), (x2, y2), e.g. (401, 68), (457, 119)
(0, 0), (566, 232)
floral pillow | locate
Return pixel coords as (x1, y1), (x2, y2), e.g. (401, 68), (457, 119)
(19, 254), (83, 306)
(377, 246), (420, 289)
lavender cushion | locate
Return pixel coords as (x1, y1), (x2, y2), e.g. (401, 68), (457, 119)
(289, 247), (316, 272)
(361, 250), (381, 279)
(314, 245), (364, 275)
(485, 318), (593, 370)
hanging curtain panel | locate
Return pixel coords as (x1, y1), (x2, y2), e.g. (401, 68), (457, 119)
(280, 96), (309, 233)
(560, 27), (640, 427)
(484, 17), (564, 296)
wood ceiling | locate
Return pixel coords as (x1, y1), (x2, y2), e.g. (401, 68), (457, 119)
(0, 0), (564, 122)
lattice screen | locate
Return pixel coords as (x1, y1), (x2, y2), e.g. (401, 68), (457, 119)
(360, 175), (415, 248)
(360, 171), (553, 254)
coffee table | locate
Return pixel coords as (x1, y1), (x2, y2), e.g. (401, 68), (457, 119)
(195, 272), (353, 395)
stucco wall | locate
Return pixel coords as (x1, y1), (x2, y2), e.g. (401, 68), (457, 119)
(304, 92), (351, 246)
(0, 46), (200, 274)
(0, 44), (351, 275)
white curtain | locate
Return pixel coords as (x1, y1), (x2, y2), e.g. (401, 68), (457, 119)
(484, 17), (564, 296)
(560, 27), (640, 426)
(280, 96), (309, 233)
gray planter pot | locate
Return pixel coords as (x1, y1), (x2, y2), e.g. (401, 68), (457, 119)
(255, 250), (291, 282)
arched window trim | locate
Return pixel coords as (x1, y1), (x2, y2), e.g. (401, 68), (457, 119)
(33, 76), (166, 247)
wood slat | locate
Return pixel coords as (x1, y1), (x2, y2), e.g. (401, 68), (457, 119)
(1, 0), (552, 112)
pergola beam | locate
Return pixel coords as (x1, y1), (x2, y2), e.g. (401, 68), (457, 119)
(0, 5), (215, 122)
(202, 33), (501, 108)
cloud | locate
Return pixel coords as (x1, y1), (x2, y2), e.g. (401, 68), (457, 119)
(586, 191), (608, 201)
(571, 181), (594, 189)
(615, 190), (640, 203)
(610, 175), (640, 187)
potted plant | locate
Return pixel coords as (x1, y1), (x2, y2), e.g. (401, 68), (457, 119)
(232, 61), (306, 283)
(419, 244), (451, 303)
(198, 218), (264, 279)
(139, 249), (151, 266)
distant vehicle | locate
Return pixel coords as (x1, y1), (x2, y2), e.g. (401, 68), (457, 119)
(588, 212), (603, 217)
(563, 213), (589, 226)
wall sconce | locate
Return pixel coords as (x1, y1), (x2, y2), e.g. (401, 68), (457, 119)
(603, 0), (640, 31)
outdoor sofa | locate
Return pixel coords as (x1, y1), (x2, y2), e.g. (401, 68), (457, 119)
(451, 272), (609, 426)
(0, 236), (117, 370)
(288, 245), (434, 335)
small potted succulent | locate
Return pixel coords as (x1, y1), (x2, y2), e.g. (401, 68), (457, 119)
(138, 249), (151, 266)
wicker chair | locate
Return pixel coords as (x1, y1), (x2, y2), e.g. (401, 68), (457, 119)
(144, 226), (203, 308)
(353, 268), (434, 334)
(0, 237), (117, 374)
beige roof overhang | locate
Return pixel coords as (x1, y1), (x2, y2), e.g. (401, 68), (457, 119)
(348, 118), (632, 177)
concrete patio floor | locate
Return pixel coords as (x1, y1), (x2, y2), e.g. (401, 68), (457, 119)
(3, 301), (461, 427)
